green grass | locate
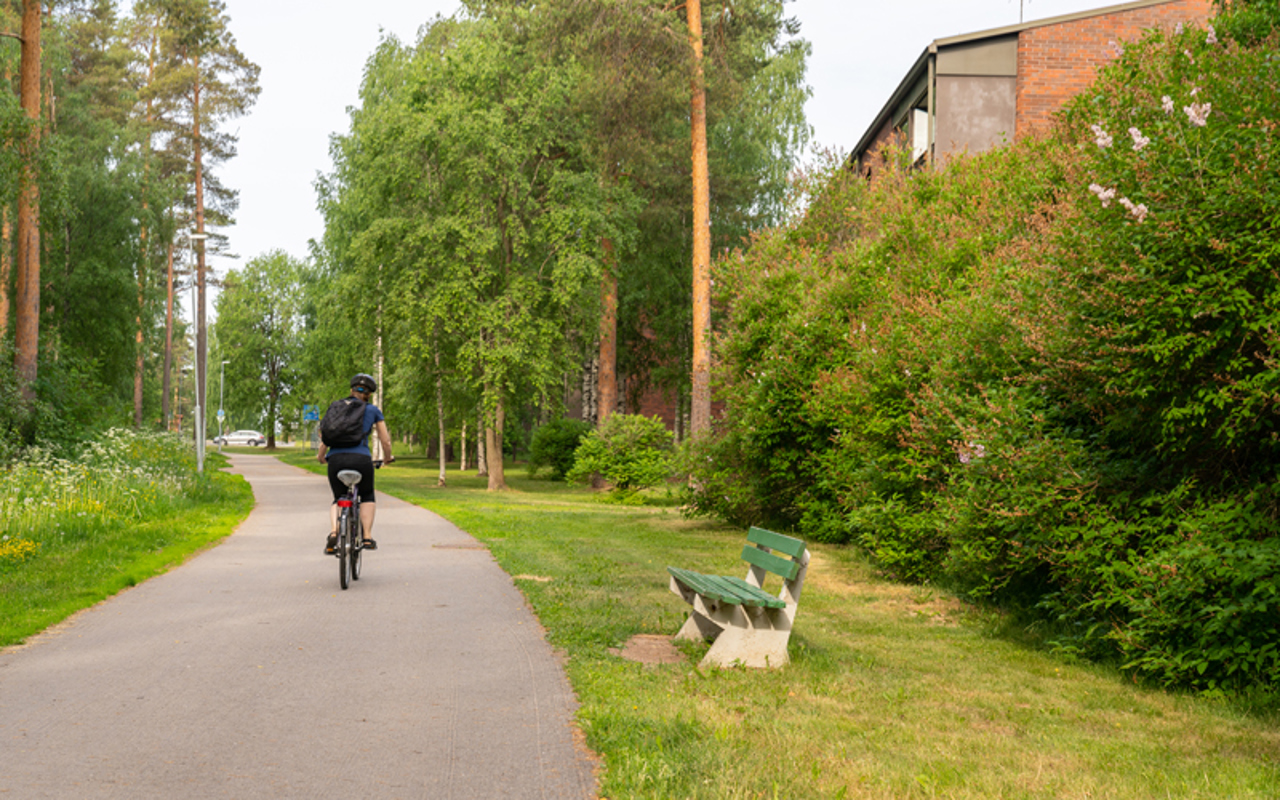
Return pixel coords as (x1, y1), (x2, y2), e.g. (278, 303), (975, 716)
(0, 451), (254, 647)
(278, 451), (1280, 799)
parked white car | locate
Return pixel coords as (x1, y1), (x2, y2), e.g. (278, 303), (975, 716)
(214, 430), (267, 447)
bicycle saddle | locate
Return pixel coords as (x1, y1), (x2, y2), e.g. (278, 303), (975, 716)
(337, 470), (363, 487)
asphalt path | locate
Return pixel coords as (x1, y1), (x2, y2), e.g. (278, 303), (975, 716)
(0, 454), (598, 799)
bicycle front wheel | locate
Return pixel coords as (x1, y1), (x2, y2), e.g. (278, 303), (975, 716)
(338, 510), (352, 590)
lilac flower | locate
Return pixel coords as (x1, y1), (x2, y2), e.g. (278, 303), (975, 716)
(1184, 49), (1195, 62)
(1090, 123), (1113, 148)
(1162, 95), (1175, 114)
(1118, 197), (1150, 223)
(1088, 183), (1117, 208)
(1109, 40), (1125, 58)
(1176, 22), (1184, 35)
(1190, 87), (1200, 97)
(1207, 25), (1218, 45)
(1128, 127), (1151, 151)
(1184, 102), (1211, 126)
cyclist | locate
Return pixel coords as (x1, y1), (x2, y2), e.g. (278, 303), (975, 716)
(319, 373), (395, 554)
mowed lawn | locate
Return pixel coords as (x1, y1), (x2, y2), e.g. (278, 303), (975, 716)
(277, 451), (1280, 799)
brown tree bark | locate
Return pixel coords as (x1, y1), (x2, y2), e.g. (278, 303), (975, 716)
(597, 237), (618, 424)
(162, 240), (175, 430)
(688, 0), (712, 436)
(0, 63), (10, 337)
(135, 30), (158, 429)
(14, 0), (42, 402)
(486, 395), (507, 491)
(1, 205), (10, 338)
(192, 55), (208, 447)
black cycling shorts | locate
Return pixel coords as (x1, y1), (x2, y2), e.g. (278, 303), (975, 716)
(327, 452), (375, 503)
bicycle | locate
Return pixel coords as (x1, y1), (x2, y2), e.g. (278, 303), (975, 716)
(333, 460), (382, 590)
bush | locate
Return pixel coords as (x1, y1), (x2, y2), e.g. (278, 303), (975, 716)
(567, 414), (673, 499)
(527, 417), (593, 480)
(687, 9), (1280, 695)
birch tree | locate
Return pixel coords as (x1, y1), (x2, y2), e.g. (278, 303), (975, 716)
(324, 11), (608, 491)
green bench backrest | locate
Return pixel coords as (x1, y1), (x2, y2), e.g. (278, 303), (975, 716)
(741, 526), (806, 582)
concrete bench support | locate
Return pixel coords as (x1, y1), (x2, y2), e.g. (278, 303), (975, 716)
(667, 528), (809, 669)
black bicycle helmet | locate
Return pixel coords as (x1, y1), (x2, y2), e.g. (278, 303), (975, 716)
(351, 373), (378, 393)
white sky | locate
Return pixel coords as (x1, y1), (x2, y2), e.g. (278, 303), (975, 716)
(201, 0), (1141, 302)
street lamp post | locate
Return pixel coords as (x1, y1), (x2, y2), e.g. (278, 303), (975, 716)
(187, 232), (209, 473)
(218, 359), (230, 451)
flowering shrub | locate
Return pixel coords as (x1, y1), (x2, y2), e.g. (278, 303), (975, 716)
(687, 5), (1280, 694)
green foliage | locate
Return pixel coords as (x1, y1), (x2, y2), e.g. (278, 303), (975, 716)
(689, 14), (1280, 695)
(1213, 0), (1280, 43)
(567, 413), (673, 498)
(527, 417), (592, 480)
(213, 251), (304, 445)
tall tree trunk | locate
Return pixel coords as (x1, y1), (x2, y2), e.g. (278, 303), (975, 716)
(460, 420), (468, 472)
(435, 335), (446, 487)
(193, 57), (207, 450)
(688, 0), (712, 436)
(133, 273), (146, 427)
(162, 240), (175, 429)
(136, 31), (158, 430)
(476, 410), (488, 477)
(598, 237), (618, 424)
(14, 0), (42, 403)
(1, 205), (10, 338)
(486, 395), (506, 491)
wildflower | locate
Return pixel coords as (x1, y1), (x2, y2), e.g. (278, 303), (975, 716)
(1090, 124), (1113, 148)
(1088, 183), (1117, 208)
(1128, 127), (1151, 151)
(1162, 95), (1174, 114)
(1206, 25), (1218, 45)
(1118, 197), (1150, 223)
(1184, 102), (1211, 126)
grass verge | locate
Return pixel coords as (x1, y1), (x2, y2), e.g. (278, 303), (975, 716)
(0, 451), (254, 647)
(278, 451), (1280, 799)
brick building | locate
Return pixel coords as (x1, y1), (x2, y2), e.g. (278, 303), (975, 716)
(852, 0), (1213, 174)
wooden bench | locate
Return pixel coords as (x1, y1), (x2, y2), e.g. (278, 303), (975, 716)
(668, 526), (809, 668)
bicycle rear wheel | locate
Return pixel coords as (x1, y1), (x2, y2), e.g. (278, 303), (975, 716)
(338, 510), (352, 590)
(351, 517), (363, 581)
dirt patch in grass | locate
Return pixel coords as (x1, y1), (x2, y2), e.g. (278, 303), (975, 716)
(609, 634), (686, 665)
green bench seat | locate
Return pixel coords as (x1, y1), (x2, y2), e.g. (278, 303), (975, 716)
(667, 526), (809, 669)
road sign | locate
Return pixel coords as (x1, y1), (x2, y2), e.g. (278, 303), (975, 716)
(303, 404), (320, 422)
(216, 409), (225, 420)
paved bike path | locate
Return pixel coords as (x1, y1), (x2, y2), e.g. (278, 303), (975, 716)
(0, 454), (598, 799)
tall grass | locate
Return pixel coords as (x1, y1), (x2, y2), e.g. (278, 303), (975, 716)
(0, 429), (253, 646)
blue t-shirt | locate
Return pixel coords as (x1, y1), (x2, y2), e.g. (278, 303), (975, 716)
(326, 401), (384, 457)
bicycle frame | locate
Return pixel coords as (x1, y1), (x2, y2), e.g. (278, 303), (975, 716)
(333, 461), (381, 590)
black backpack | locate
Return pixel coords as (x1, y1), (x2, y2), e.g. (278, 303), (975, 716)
(320, 397), (368, 448)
